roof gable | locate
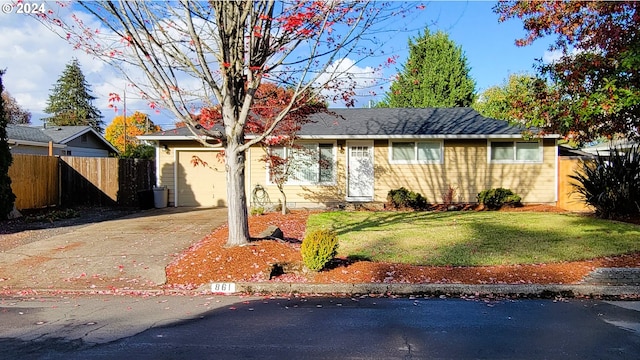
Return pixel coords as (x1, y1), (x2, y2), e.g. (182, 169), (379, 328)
(41, 126), (93, 143)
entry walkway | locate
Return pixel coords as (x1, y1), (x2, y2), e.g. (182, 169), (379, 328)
(0, 207), (227, 291)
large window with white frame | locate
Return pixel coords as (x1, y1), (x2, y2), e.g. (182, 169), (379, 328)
(389, 140), (443, 164)
(268, 143), (335, 185)
(489, 140), (542, 163)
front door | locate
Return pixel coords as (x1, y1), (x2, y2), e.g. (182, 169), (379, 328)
(347, 141), (374, 200)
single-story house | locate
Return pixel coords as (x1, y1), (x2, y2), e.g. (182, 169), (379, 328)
(7, 124), (117, 157)
(41, 125), (118, 157)
(138, 108), (560, 208)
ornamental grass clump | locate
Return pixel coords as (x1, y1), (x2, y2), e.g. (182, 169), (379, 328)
(301, 229), (339, 271)
(570, 145), (640, 219)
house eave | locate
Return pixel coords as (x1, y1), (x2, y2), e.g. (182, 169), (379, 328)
(137, 135), (218, 141)
(142, 133), (561, 141)
(8, 139), (67, 148)
(295, 134), (562, 140)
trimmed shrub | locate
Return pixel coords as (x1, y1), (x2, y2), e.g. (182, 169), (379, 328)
(477, 188), (521, 210)
(387, 187), (428, 210)
(300, 229), (339, 271)
(570, 145), (640, 219)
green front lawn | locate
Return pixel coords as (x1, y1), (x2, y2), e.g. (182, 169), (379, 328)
(305, 211), (640, 266)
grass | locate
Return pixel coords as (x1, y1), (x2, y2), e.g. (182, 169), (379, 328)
(305, 211), (640, 266)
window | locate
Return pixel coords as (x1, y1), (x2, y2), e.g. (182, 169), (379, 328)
(490, 141), (541, 162)
(268, 143), (335, 185)
(81, 134), (88, 143)
(390, 141), (442, 163)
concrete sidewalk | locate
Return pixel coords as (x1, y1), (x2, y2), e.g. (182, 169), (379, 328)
(0, 207), (227, 292)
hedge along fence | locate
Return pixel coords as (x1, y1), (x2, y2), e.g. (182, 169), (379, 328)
(8, 154), (155, 210)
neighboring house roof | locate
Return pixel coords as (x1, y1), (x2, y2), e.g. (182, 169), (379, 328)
(41, 125), (119, 153)
(582, 139), (638, 156)
(138, 107), (560, 141)
(6, 124), (66, 148)
(558, 144), (593, 157)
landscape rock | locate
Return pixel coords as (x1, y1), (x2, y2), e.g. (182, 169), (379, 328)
(7, 206), (22, 220)
(257, 225), (284, 240)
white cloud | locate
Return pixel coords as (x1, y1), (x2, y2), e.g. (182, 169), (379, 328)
(315, 58), (383, 107)
(542, 50), (563, 64)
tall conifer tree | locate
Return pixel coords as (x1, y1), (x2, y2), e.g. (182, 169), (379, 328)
(0, 70), (16, 219)
(379, 29), (475, 108)
(44, 59), (104, 132)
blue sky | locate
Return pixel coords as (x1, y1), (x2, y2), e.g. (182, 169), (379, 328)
(0, 1), (555, 130)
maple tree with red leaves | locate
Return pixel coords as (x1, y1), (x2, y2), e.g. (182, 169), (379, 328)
(189, 82), (327, 214)
(495, 1), (640, 143)
(34, 1), (418, 247)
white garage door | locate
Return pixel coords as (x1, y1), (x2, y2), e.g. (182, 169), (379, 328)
(176, 150), (227, 207)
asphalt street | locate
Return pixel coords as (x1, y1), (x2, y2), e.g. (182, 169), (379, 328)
(1, 295), (639, 359)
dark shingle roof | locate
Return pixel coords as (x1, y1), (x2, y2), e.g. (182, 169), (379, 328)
(41, 126), (92, 143)
(7, 125), (53, 143)
(299, 108), (528, 137)
(141, 108), (546, 140)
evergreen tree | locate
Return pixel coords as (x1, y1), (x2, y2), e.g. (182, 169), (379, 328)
(44, 59), (104, 132)
(0, 70), (16, 219)
(378, 29), (475, 108)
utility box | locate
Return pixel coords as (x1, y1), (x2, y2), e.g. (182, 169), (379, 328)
(153, 186), (168, 208)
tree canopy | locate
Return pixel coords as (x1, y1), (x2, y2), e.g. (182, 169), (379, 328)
(1, 90), (31, 124)
(378, 28), (475, 108)
(44, 59), (104, 132)
(0, 70), (16, 219)
(495, 1), (640, 142)
(104, 111), (160, 158)
(35, 1), (414, 246)
(473, 73), (548, 123)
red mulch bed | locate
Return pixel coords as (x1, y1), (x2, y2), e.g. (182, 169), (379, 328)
(165, 206), (640, 290)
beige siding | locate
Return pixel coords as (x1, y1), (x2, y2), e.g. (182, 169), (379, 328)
(375, 139), (557, 204)
(162, 138), (558, 209)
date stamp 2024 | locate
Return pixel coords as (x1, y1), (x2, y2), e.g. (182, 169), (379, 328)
(2, 2), (47, 15)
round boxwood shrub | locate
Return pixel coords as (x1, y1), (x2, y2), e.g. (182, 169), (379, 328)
(301, 229), (339, 271)
(477, 188), (521, 210)
(386, 187), (428, 210)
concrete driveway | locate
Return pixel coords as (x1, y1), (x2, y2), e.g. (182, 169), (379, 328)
(0, 207), (227, 292)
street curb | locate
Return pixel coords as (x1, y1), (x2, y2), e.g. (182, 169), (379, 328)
(2, 284), (639, 299)
(232, 283), (640, 298)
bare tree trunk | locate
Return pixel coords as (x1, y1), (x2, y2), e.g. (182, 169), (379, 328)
(225, 142), (250, 247)
(278, 185), (287, 215)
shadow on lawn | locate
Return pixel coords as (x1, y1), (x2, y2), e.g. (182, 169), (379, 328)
(317, 211), (640, 268)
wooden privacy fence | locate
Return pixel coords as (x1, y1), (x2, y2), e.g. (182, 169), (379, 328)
(8, 154), (155, 210)
(557, 156), (592, 212)
(8, 154), (59, 210)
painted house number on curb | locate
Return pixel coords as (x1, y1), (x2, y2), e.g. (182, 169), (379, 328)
(211, 282), (236, 294)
